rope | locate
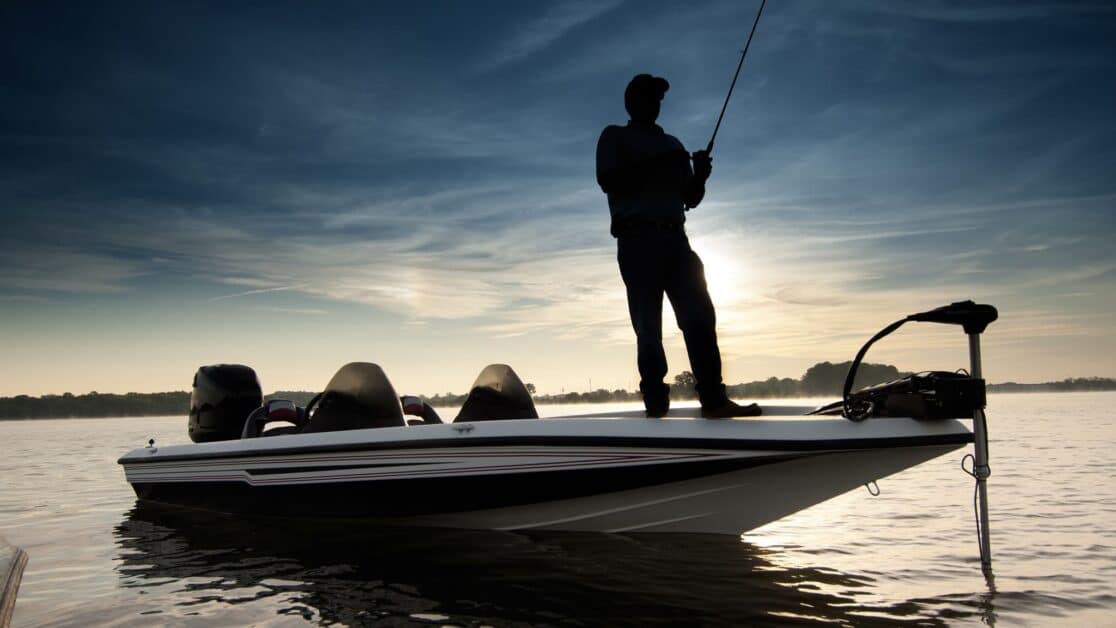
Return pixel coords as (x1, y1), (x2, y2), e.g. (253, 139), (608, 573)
(961, 426), (992, 566)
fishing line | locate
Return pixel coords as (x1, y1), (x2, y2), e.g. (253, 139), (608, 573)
(706, 0), (767, 154)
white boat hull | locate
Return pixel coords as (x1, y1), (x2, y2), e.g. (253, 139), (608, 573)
(120, 412), (972, 535)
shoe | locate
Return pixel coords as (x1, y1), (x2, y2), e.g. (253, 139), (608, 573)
(641, 382), (670, 418)
(645, 397), (670, 418)
(701, 399), (762, 419)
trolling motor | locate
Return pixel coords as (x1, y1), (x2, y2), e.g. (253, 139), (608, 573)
(812, 300), (998, 577)
(918, 300), (997, 578)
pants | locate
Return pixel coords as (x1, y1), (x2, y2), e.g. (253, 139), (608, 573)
(617, 228), (726, 407)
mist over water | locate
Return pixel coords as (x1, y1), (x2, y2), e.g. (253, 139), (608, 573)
(2, 393), (1114, 626)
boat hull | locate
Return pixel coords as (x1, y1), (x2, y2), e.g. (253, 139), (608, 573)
(120, 415), (972, 535)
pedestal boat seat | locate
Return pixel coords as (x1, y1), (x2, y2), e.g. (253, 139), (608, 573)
(454, 363), (539, 422)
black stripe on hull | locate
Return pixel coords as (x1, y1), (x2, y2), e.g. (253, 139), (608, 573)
(132, 454), (798, 518)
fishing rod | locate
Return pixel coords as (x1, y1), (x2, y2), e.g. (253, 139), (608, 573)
(705, 0), (767, 154)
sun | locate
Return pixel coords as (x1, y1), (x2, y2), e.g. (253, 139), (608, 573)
(690, 237), (751, 307)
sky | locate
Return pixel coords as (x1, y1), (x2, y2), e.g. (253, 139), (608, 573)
(2, 0), (1114, 397)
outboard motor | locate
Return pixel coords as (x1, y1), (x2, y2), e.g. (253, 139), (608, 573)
(455, 364), (538, 422)
(188, 364), (263, 442)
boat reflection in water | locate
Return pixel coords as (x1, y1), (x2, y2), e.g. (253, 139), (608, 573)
(114, 503), (994, 626)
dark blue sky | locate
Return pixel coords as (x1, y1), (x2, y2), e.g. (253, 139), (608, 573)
(2, 1), (1114, 395)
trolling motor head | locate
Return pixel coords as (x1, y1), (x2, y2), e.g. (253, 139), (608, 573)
(907, 300), (998, 334)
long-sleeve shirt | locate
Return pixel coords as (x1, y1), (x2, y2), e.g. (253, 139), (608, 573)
(596, 120), (694, 236)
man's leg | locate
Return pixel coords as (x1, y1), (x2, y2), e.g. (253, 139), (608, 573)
(618, 236), (670, 416)
(667, 241), (761, 417)
(664, 245), (724, 405)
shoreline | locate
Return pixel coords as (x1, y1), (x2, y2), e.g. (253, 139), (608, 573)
(2, 388), (1113, 421)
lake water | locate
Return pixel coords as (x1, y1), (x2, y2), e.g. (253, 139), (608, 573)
(1, 393), (1114, 626)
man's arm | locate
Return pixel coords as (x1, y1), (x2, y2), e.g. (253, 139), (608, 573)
(596, 126), (630, 194)
(684, 150), (712, 209)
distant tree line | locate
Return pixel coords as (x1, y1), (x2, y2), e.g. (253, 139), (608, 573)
(3, 368), (1114, 419)
(0, 391), (191, 419)
(987, 377), (1116, 393)
(0, 390), (329, 420)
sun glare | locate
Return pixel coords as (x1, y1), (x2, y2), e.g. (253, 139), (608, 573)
(691, 238), (752, 307)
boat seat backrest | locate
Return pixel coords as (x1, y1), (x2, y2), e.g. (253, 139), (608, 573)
(303, 362), (406, 433)
(454, 364), (539, 422)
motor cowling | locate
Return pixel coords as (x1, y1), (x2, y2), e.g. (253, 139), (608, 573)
(188, 364), (262, 442)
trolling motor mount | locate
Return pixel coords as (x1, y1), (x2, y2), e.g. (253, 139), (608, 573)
(810, 301), (999, 421)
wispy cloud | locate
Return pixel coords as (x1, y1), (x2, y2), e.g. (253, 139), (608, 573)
(251, 306), (328, 316)
(863, 1), (1107, 23)
(210, 285), (301, 301)
(474, 0), (625, 73)
(0, 249), (145, 294)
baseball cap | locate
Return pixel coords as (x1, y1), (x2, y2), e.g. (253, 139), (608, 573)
(624, 74), (670, 105)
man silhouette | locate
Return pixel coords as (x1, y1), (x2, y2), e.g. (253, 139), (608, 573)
(596, 73), (761, 419)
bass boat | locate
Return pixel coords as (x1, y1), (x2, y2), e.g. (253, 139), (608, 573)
(119, 302), (997, 566)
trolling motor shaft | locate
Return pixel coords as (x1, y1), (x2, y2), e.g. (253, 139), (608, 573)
(967, 330), (994, 577)
(919, 301), (997, 577)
